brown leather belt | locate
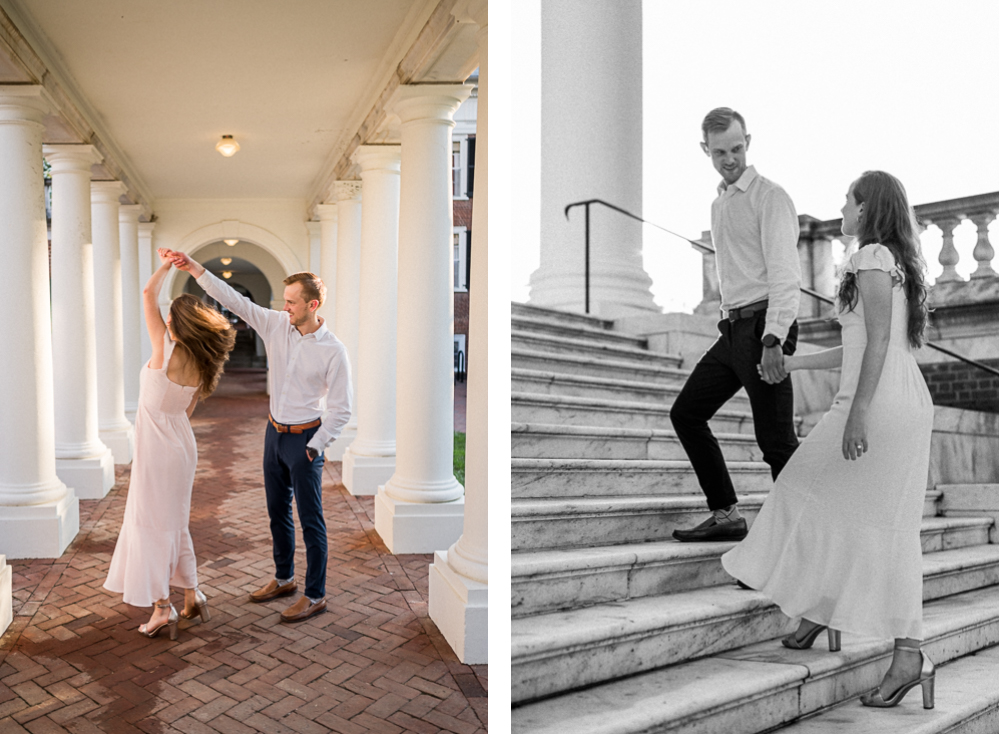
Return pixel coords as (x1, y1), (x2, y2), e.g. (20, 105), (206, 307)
(268, 414), (322, 434)
(727, 299), (768, 322)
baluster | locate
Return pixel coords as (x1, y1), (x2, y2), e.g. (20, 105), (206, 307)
(970, 210), (998, 279)
(935, 216), (962, 283)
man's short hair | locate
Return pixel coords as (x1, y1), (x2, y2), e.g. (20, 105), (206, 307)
(702, 107), (747, 141)
(283, 272), (326, 307)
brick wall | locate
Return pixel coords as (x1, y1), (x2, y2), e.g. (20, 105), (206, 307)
(455, 291), (469, 341)
(919, 359), (999, 413)
(454, 197), (473, 229)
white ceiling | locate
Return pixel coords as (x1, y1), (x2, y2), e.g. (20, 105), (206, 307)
(6, 0), (429, 200)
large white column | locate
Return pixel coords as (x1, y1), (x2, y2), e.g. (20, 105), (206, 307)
(307, 220), (322, 276)
(528, 0), (656, 318)
(375, 83), (471, 553)
(429, 0), (488, 664)
(327, 181), (362, 462)
(43, 144), (115, 499)
(119, 205), (143, 421)
(138, 221), (156, 366)
(342, 146), (401, 495)
(315, 204), (338, 329)
(0, 87), (80, 559)
(91, 181), (134, 464)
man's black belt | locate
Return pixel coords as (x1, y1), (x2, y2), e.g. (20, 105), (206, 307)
(727, 299), (768, 322)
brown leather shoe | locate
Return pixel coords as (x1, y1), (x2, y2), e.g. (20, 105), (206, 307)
(248, 579), (298, 603)
(280, 596), (327, 623)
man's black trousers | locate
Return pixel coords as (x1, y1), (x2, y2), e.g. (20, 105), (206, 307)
(669, 310), (800, 511)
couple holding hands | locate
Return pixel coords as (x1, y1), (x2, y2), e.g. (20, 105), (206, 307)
(103, 248), (352, 638)
(670, 108), (935, 709)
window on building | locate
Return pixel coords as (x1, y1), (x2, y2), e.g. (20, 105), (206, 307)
(467, 136), (475, 197)
(453, 227), (468, 291)
(453, 140), (463, 198)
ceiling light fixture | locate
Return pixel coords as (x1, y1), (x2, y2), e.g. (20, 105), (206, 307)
(216, 135), (240, 157)
(224, 238), (238, 246)
(222, 271), (233, 279)
(220, 257), (232, 265)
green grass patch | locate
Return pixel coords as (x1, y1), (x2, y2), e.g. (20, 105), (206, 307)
(454, 432), (466, 485)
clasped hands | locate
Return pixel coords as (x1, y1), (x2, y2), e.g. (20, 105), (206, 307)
(157, 248), (195, 271)
(756, 346), (788, 384)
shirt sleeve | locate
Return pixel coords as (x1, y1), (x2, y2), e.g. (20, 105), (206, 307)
(759, 187), (802, 342)
(306, 345), (353, 452)
(196, 269), (280, 337)
(847, 244), (904, 281)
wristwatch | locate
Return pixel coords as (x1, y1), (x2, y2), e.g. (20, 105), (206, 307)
(762, 334), (781, 349)
(306, 447), (319, 461)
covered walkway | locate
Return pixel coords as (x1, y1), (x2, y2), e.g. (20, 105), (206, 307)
(1, 371), (486, 733)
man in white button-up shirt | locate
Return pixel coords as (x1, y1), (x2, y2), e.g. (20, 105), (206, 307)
(671, 108), (802, 545)
(167, 250), (352, 622)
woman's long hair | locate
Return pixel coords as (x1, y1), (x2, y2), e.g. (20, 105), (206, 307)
(168, 294), (236, 398)
(836, 170), (929, 349)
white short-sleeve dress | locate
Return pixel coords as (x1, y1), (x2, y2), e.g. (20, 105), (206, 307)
(104, 333), (200, 607)
(721, 244), (934, 640)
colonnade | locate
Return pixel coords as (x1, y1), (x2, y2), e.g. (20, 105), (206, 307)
(0, 3), (488, 661)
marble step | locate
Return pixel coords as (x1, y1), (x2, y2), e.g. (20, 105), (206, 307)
(512, 541), (999, 618)
(511, 423), (762, 462)
(512, 493), (992, 553)
(512, 347), (689, 385)
(512, 392), (756, 434)
(512, 314), (648, 350)
(941, 483), (999, 544)
(773, 649), (999, 734)
(511, 301), (614, 331)
(511, 458), (775, 499)
(511, 330), (683, 368)
(511, 493), (767, 551)
(512, 587), (999, 730)
(512, 368), (752, 409)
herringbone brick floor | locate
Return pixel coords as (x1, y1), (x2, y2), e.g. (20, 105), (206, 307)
(0, 370), (487, 733)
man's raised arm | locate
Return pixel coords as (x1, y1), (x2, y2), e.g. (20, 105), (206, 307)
(167, 250), (276, 335)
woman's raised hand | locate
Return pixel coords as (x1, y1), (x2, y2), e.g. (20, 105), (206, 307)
(156, 248), (174, 267)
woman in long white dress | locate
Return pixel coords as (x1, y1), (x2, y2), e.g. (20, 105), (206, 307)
(721, 171), (936, 709)
(104, 249), (235, 639)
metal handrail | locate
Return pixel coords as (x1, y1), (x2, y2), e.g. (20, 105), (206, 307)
(564, 198), (999, 377)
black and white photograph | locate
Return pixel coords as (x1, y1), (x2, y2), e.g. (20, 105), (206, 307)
(510, 1), (999, 731)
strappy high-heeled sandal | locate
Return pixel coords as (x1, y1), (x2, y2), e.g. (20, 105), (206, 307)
(139, 601), (178, 640)
(179, 588), (211, 623)
(860, 645), (935, 709)
(781, 621), (841, 652)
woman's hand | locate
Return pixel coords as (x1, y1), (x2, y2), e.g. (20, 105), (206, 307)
(842, 409), (868, 460)
(757, 353), (794, 381)
(156, 248), (174, 268)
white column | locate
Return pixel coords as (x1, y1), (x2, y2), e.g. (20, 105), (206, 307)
(528, 0), (656, 318)
(342, 147), (401, 495)
(0, 86), (79, 559)
(429, 0), (488, 664)
(91, 181), (134, 464)
(43, 144), (115, 499)
(307, 220), (322, 276)
(375, 83), (471, 553)
(138, 221), (156, 366)
(315, 204), (338, 329)
(119, 205), (143, 421)
(327, 181), (363, 462)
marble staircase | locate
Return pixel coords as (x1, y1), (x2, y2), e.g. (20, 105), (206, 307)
(510, 301), (999, 733)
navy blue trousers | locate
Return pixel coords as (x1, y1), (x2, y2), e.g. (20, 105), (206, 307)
(262, 421), (327, 599)
(670, 310), (800, 511)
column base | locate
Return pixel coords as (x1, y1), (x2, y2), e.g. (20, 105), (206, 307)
(324, 427), (357, 463)
(55, 451), (115, 499)
(374, 487), (464, 554)
(428, 550), (487, 663)
(0, 490), (80, 559)
(342, 450), (395, 496)
(1, 555), (11, 637)
(100, 424), (134, 464)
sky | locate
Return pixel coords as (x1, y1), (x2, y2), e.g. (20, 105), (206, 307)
(509, 0), (1000, 312)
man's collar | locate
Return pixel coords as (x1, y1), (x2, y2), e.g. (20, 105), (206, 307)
(718, 165), (758, 195)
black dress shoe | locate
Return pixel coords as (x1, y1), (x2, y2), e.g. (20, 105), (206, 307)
(672, 515), (748, 542)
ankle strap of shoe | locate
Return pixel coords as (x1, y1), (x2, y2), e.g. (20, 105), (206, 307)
(894, 644), (922, 653)
(155, 601), (173, 609)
